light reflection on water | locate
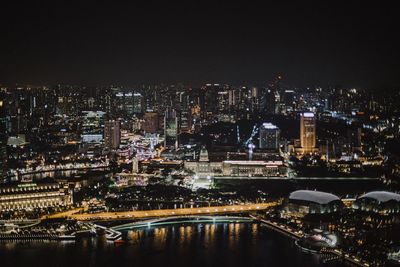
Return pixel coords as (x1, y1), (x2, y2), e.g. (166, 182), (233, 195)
(0, 223), (345, 267)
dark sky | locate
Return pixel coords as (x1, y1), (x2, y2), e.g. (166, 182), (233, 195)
(1, 1), (399, 88)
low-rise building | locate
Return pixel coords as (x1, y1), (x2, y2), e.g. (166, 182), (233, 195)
(353, 191), (400, 215)
(283, 190), (343, 218)
(0, 180), (72, 211)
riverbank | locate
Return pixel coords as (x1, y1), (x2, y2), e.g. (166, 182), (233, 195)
(250, 215), (369, 267)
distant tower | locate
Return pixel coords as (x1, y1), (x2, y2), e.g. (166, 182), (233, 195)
(300, 112), (316, 154)
(142, 112), (159, 133)
(259, 123), (280, 150)
(164, 107), (180, 150)
(132, 156), (139, 173)
(0, 94), (7, 180)
(264, 89), (276, 114)
(104, 120), (121, 150)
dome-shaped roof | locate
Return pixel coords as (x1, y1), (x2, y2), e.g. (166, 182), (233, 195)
(289, 190), (340, 205)
(199, 147), (209, 162)
(358, 191), (400, 203)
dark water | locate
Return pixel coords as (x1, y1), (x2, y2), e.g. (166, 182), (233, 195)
(0, 223), (346, 267)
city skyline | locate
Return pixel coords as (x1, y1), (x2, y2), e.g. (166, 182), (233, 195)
(1, 2), (400, 267)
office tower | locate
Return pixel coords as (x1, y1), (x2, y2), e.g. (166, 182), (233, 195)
(283, 90), (295, 111)
(300, 112), (316, 153)
(179, 109), (192, 132)
(264, 89), (276, 114)
(0, 142), (6, 181)
(164, 107), (180, 150)
(0, 92), (6, 133)
(133, 92), (144, 114)
(142, 112), (159, 133)
(217, 89), (229, 113)
(104, 120), (121, 150)
(347, 127), (362, 152)
(0, 92), (7, 180)
(259, 123), (280, 150)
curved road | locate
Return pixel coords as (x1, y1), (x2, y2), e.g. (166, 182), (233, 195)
(46, 202), (279, 221)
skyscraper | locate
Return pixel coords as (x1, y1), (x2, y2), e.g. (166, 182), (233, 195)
(0, 92), (8, 180)
(164, 107), (180, 150)
(259, 123), (280, 150)
(300, 112), (316, 154)
(104, 120), (121, 150)
(142, 112), (159, 133)
(264, 89), (276, 114)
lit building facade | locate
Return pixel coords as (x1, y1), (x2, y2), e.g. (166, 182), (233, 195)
(353, 191), (400, 215)
(283, 190), (343, 218)
(164, 107), (180, 150)
(300, 112), (317, 154)
(0, 181), (72, 211)
(104, 120), (120, 150)
(221, 160), (287, 177)
(259, 123), (280, 150)
(185, 159), (287, 178)
(142, 112), (159, 133)
(0, 93), (7, 180)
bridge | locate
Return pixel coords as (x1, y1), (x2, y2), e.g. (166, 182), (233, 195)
(46, 202), (279, 221)
(111, 216), (254, 231)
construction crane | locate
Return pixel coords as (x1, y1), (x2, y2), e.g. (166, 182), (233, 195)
(244, 124), (259, 147)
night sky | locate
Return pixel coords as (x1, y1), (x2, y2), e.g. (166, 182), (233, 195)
(1, 1), (399, 88)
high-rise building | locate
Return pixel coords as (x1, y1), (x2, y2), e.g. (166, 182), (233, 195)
(0, 140), (7, 181)
(283, 90), (295, 112)
(104, 120), (120, 150)
(300, 112), (316, 154)
(259, 123), (280, 150)
(217, 90), (229, 113)
(164, 107), (180, 150)
(179, 109), (192, 132)
(0, 93), (7, 180)
(142, 112), (159, 133)
(133, 92), (144, 114)
(347, 127), (362, 152)
(264, 89), (276, 114)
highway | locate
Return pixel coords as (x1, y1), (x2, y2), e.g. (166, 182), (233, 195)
(46, 202), (279, 221)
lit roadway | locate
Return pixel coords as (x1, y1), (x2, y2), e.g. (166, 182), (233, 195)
(46, 202), (279, 221)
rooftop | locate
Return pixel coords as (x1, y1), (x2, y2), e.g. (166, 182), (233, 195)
(261, 123), (278, 129)
(289, 190), (340, 205)
(359, 191), (400, 203)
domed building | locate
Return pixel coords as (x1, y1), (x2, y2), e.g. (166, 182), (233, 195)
(353, 191), (400, 215)
(283, 190), (343, 218)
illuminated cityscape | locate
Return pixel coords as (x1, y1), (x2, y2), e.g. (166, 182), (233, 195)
(1, 1), (400, 267)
